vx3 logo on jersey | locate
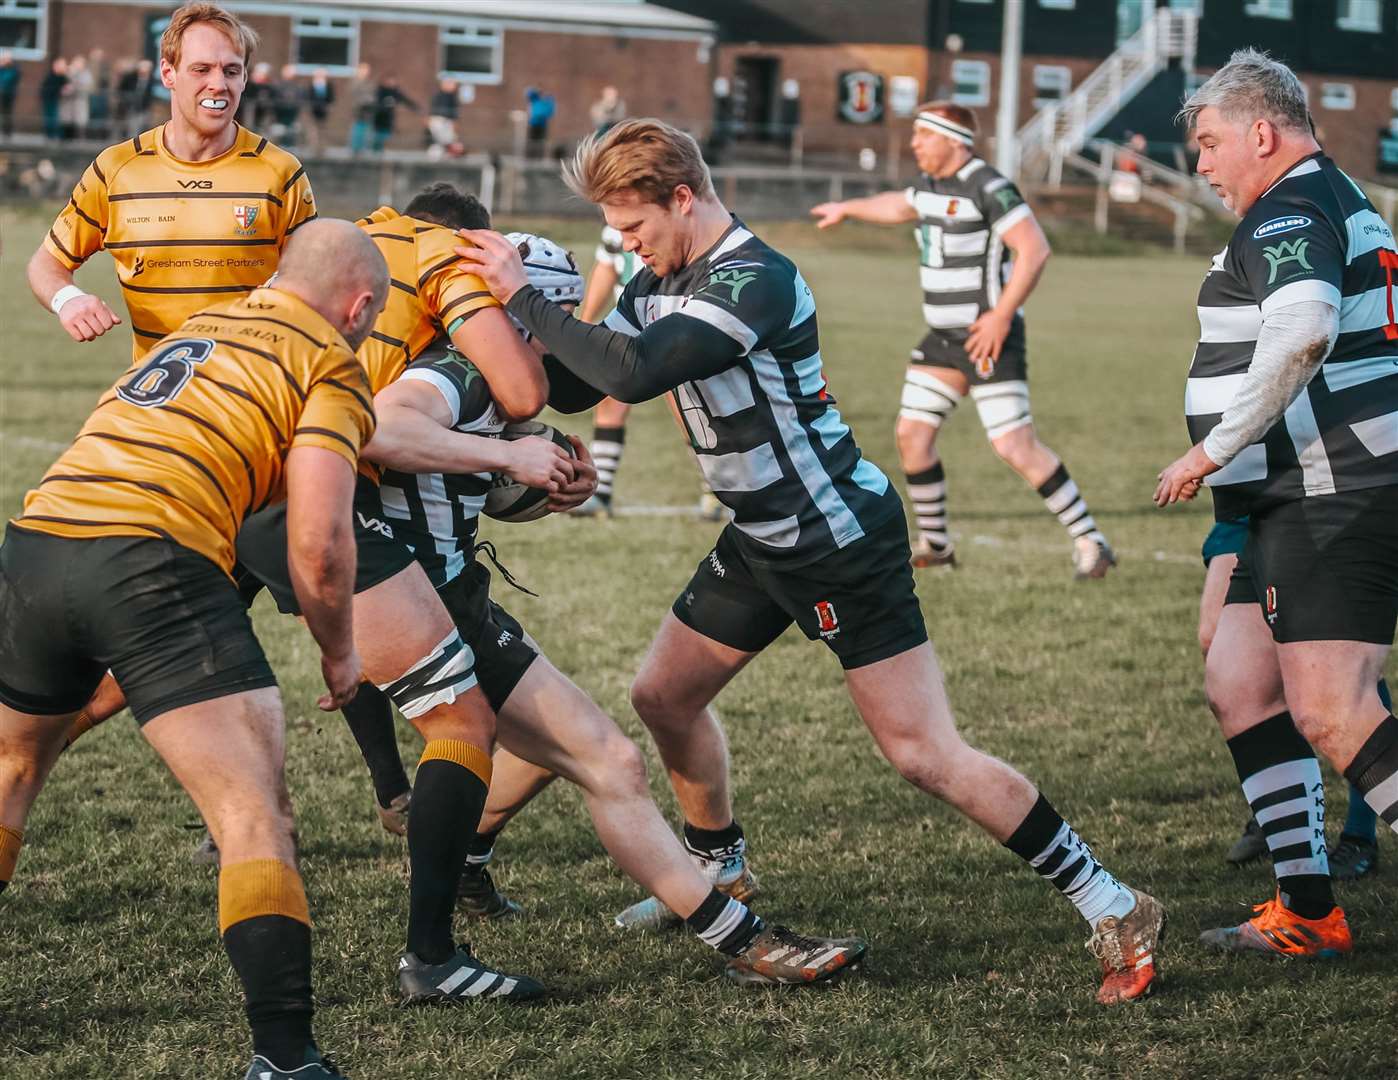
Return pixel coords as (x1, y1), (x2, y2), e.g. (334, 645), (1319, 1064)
(705, 268), (759, 304)
(178, 178), (214, 189)
(1262, 239), (1312, 285)
(356, 512), (395, 538)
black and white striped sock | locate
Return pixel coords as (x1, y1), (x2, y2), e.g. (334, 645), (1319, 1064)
(1005, 794), (1134, 927)
(591, 425), (625, 502)
(906, 462), (951, 552)
(1228, 712), (1333, 919)
(1035, 463), (1100, 542)
(1344, 713), (1398, 835)
(684, 886), (763, 955)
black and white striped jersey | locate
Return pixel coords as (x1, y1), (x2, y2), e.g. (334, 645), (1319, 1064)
(904, 157), (1033, 343)
(1186, 152), (1398, 520)
(378, 348), (501, 588)
(602, 219), (900, 563)
(595, 225), (641, 302)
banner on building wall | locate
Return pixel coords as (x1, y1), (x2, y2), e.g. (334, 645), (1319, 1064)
(837, 71), (885, 124)
(889, 75), (920, 118)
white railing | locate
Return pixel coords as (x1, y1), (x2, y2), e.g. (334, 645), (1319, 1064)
(1085, 137), (1230, 219)
(1017, 8), (1196, 184)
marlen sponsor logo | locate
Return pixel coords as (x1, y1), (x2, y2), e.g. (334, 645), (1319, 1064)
(1253, 215), (1311, 240)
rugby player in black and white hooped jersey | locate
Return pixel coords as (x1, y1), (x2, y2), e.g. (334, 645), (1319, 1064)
(365, 229), (864, 987)
(1156, 49), (1398, 959)
(458, 118), (1163, 1004)
(810, 102), (1115, 579)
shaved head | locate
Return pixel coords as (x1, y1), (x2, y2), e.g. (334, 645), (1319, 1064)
(276, 218), (389, 350)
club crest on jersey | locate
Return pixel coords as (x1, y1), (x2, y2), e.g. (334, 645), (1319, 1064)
(945, 198), (960, 216)
(814, 600), (840, 638)
(233, 204), (259, 232)
(1253, 215), (1312, 240)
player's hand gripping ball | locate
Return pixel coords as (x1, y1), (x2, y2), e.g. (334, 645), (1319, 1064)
(483, 421), (578, 522)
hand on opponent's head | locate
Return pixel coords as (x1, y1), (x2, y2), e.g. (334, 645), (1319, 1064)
(454, 228), (529, 305)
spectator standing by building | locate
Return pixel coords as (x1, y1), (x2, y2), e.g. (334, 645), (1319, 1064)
(306, 67), (333, 155)
(349, 61), (375, 154)
(87, 49), (112, 140)
(271, 62), (303, 146)
(66, 55), (94, 139)
(426, 77), (460, 159)
(0, 50), (20, 140)
(39, 58), (68, 141)
(525, 86), (554, 158)
(241, 60), (274, 131)
(589, 84), (625, 135)
(116, 58), (155, 137)
(372, 74), (416, 153)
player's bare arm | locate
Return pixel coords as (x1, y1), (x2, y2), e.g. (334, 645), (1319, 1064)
(363, 378), (573, 491)
(809, 190), (917, 229)
(965, 215), (1051, 367)
(285, 445), (363, 710)
(578, 259), (620, 324)
(25, 246), (121, 343)
(448, 306), (548, 421)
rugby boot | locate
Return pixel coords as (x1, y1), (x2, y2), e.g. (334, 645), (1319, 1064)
(243, 1050), (346, 1079)
(1225, 816), (1268, 865)
(614, 850), (759, 931)
(724, 925), (867, 986)
(1198, 892), (1352, 958)
(1329, 834), (1379, 882)
(458, 863), (523, 919)
(398, 945), (545, 1004)
(375, 790), (411, 837)
(910, 536), (957, 570)
(1087, 887), (1166, 1004)
(1073, 533), (1117, 580)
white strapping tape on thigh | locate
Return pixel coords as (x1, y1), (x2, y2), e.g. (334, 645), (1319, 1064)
(376, 628), (478, 719)
(899, 367), (964, 428)
(969, 380), (1033, 440)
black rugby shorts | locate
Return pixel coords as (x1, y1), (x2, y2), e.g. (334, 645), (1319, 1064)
(0, 528), (275, 725)
(672, 508), (928, 670)
(1224, 485), (1398, 644)
(235, 474), (417, 615)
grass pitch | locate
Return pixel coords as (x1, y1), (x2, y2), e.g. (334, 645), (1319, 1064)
(1, 207), (1396, 1079)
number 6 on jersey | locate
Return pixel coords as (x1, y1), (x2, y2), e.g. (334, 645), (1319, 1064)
(116, 338), (216, 408)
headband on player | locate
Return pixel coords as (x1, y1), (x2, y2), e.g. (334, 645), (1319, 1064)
(914, 111), (975, 146)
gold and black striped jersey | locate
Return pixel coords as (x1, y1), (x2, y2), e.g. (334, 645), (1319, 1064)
(15, 287), (374, 576)
(44, 124), (317, 360)
(355, 206), (501, 394)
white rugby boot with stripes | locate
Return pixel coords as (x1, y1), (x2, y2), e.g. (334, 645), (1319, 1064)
(614, 844), (759, 931)
(724, 925), (867, 986)
(398, 945), (545, 1004)
(1073, 533), (1117, 580)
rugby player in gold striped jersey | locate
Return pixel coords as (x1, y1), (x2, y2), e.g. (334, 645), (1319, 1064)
(25, 3), (315, 361)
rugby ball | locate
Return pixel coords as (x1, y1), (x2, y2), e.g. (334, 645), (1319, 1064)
(482, 421), (577, 523)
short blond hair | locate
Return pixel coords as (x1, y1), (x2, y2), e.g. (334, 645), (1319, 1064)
(161, 2), (259, 69)
(564, 118), (714, 206)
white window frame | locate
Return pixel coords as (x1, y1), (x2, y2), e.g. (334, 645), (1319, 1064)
(1391, 87), (1398, 112)
(1032, 65), (1072, 108)
(439, 23), (503, 85)
(1244, 0), (1292, 18)
(1320, 82), (1356, 110)
(1039, 0), (1076, 9)
(0, 0), (46, 61)
(950, 59), (991, 107)
(1336, 0), (1383, 32)
(291, 13), (358, 76)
